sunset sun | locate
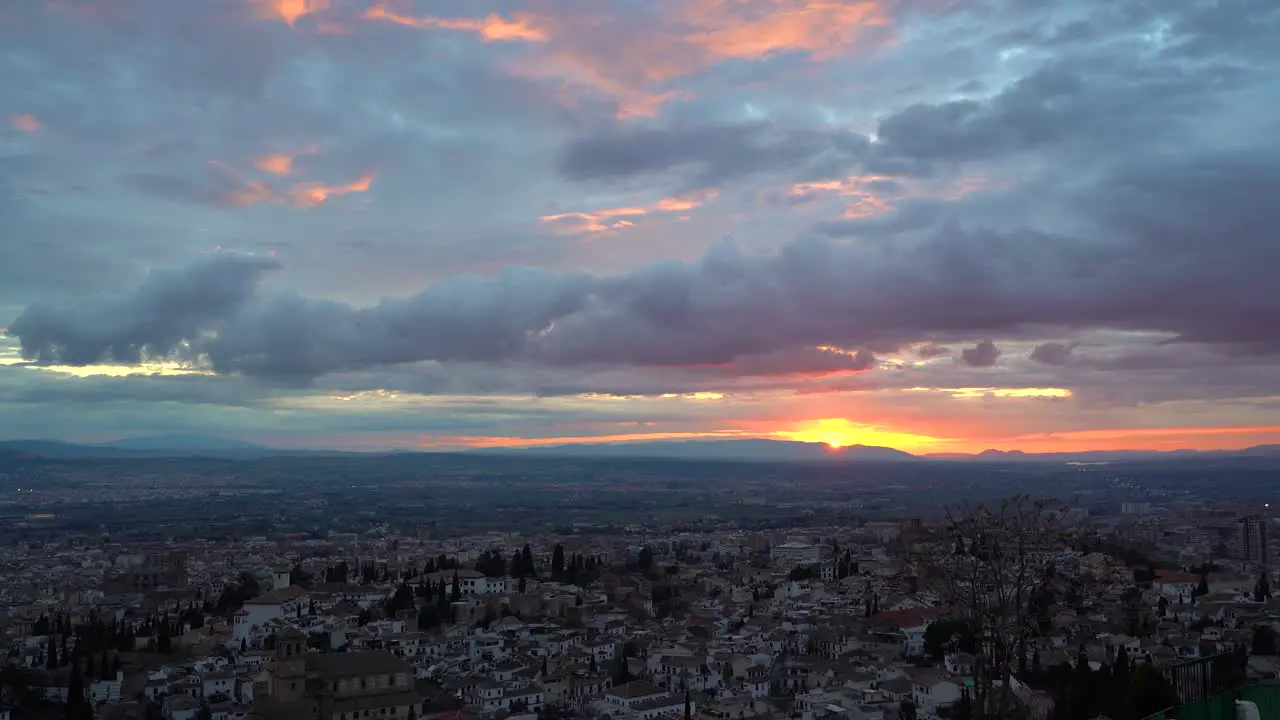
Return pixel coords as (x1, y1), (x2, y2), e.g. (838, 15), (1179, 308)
(775, 418), (944, 453)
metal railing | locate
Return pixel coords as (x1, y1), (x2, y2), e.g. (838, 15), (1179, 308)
(1139, 649), (1256, 720)
(1166, 649), (1249, 706)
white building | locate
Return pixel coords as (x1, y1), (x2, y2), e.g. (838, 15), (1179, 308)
(234, 585), (310, 641)
(771, 542), (820, 566)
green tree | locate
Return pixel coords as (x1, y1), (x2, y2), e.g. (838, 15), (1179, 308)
(552, 544), (565, 579)
(637, 547), (654, 572)
(612, 653), (632, 686)
(1125, 660), (1179, 720)
(436, 576), (449, 614)
(923, 619), (975, 660)
(955, 687), (972, 720)
(450, 572), (461, 602)
(385, 582), (416, 616)
(65, 659), (93, 720)
(521, 544), (535, 577)
(1194, 573), (1209, 597)
(417, 605), (441, 631)
(1253, 625), (1277, 656)
(157, 618), (172, 654)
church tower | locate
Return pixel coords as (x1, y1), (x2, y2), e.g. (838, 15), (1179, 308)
(270, 628), (308, 704)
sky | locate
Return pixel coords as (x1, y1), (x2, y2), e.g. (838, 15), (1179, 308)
(1, 0), (1279, 454)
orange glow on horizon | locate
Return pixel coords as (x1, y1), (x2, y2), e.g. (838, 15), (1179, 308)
(11, 114), (41, 133)
(775, 417), (945, 451)
(255, 421), (1280, 455)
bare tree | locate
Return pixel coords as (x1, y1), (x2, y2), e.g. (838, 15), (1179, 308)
(915, 495), (1068, 720)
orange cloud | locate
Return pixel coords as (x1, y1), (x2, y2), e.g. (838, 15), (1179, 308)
(287, 173), (375, 208)
(251, 0), (330, 26)
(363, 5), (547, 42)
(785, 175), (898, 218)
(1005, 424), (1280, 451)
(541, 191), (716, 236)
(357, 0), (895, 118)
(210, 160), (374, 209)
(254, 145), (318, 176)
(10, 114), (40, 133)
(224, 180), (278, 207)
(680, 0), (893, 62)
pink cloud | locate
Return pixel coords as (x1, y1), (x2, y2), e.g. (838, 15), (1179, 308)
(10, 114), (41, 133)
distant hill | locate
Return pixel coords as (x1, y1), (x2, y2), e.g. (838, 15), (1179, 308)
(0, 434), (266, 459)
(2, 436), (1279, 463)
(100, 434), (265, 452)
(0, 440), (132, 459)
(471, 438), (917, 462)
(923, 444), (1280, 462)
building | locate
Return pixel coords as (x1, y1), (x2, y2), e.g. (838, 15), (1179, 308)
(771, 542), (821, 566)
(235, 586), (310, 641)
(257, 629), (422, 720)
(1237, 515), (1269, 567)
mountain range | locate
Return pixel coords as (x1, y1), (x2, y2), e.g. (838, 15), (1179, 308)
(1, 435), (1279, 463)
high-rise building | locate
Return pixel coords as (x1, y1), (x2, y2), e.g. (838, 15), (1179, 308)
(1236, 515), (1269, 567)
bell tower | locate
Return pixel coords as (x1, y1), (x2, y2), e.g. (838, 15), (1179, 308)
(270, 628), (308, 703)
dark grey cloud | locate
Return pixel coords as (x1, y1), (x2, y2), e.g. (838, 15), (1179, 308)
(10, 136), (1280, 380)
(915, 343), (951, 359)
(1030, 342), (1073, 365)
(557, 122), (868, 189)
(960, 340), (1001, 368)
(11, 253), (280, 365)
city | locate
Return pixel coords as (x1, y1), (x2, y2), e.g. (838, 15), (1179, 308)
(0, 447), (1277, 720)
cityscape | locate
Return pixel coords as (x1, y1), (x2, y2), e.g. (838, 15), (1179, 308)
(2, 0), (1279, 718)
(0, 443), (1278, 720)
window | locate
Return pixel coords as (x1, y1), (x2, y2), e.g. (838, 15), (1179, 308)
(361, 678), (367, 689)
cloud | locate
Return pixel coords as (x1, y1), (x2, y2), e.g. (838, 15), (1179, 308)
(10, 114), (41, 133)
(130, 162), (375, 209)
(10, 252), (280, 365)
(348, 0), (898, 118)
(1030, 341), (1073, 365)
(959, 340), (1001, 368)
(4, 0), (1280, 447)
(361, 5), (548, 43)
(13, 134), (1280, 379)
(558, 122), (869, 188)
(915, 343), (951, 359)
(254, 146), (318, 176)
(251, 0), (330, 27)
(539, 190), (716, 236)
